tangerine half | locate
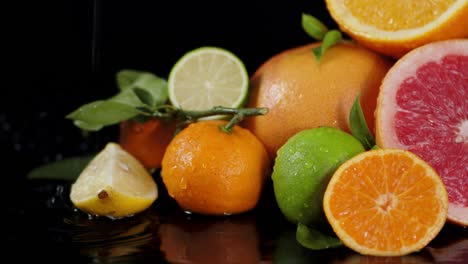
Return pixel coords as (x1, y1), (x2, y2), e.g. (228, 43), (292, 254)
(323, 149), (448, 256)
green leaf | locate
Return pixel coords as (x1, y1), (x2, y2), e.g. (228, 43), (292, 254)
(116, 69), (142, 91)
(133, 87), (155, 107)
(27, 155), (95, 181)
(296, 223), (343, 250)
(66, 100), (141, 128)
(73, 120), (104, 131)
(312, 29), (342, 61)
(302, 13), (329, 40)
(349, 93), (375, 150)
(116, 69), (168, 107)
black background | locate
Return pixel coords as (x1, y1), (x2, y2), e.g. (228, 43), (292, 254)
(3, 0), (335, 185)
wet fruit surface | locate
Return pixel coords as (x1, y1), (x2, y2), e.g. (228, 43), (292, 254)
(376, 39), (468, 226)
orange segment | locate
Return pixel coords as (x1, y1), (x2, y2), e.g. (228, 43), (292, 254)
(323, 149), (448, 256)
(344, 0), (455, 31)
(325, 0), (468, 58)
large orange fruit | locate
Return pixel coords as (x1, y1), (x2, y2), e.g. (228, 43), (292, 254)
(161, 120), (271, 215)
(243, 42), (392, 159)
(375, 39), (468, 226)
(325, 0), (468, 58)
(324, 149), (448, 256)
(119, 118), (176, 170)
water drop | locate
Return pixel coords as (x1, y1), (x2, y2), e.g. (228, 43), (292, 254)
(119, 162), (130, 172)
(132, 125), (143, 133)
(179, 177), (187, 189)
(304, 162), (313, 169)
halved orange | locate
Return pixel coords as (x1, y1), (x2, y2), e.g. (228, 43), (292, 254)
(325, 0), (468, 58)
(323, 149), (448, 256)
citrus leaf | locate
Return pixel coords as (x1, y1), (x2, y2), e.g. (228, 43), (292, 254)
(296, 223), (343, 250)
(349, 93), (375, 150)
(27, 155), (94, 180)
(313, 30), (342, 61)
(116, 69), (142, 91)
(302, 13), (328, 40)
(66, 100), (141, 128)
(73, 120), (104, 131)
(116, 69), (168, 107)
(133, 87), (155, 107)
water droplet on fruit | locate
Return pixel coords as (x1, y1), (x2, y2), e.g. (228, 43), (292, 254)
(179, 177), (187, 189)
(119, 162), (130, 172)
(304, 162), (313, 169)
(132, 125), (143, 133)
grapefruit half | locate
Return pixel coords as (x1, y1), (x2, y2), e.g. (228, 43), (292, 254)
(375, 39), (467, 226)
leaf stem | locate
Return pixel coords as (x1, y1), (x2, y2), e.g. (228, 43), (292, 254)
(179, 106), (268, 133)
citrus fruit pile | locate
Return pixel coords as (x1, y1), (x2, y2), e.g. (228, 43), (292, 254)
(68, 47), (270, 218)
(65, 0), (468, 259)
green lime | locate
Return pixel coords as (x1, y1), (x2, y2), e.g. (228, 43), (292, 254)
(272, 126), (364, 226)
(168, 46), (249, 112)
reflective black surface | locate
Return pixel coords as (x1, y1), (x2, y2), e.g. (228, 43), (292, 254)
(7, 176), (468, 264)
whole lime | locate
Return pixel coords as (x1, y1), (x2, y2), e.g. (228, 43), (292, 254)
(272, 126), (364, 226)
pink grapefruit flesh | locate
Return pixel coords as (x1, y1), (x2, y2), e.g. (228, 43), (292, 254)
(376, 39), (468, 226)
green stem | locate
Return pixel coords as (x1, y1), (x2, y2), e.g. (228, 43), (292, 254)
(179, 106), (267, 120)
(155, 105), (268, 134)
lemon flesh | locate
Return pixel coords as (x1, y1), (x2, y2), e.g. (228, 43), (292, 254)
(168, 46), (249, 112)
(70, 142), (158, 218)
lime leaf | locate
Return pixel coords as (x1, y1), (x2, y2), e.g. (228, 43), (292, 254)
(349, 93), (375, 150)
(302, 13), (329, 40)
(27, 155), (94, 180)
(313, 30), (343, 61)
(296, 223), (343, 250)
(133, 87), (155, 107)
(66, 100), (141, 129)
(116, 69), (168, 107)
(73, 120), (104, 131)
(116, 69), (142, 91)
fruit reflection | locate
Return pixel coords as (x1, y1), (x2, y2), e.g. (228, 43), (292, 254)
(159, 213), (261, 263)
(426, 225), (468, 263)
(333, 253), (433, 264)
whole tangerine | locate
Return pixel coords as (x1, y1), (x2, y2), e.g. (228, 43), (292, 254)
(119, 118), (176, 170)
(242, 41), (392, 159)
(161, 120), (271, 215)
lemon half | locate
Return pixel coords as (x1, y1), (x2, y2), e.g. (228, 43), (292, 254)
(70, 142), (158, 218)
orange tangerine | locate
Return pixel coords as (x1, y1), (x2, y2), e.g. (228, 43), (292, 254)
(119, 118), (176, 170)
(323, 149), (448, 256)
(161, 120), (271, 215)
